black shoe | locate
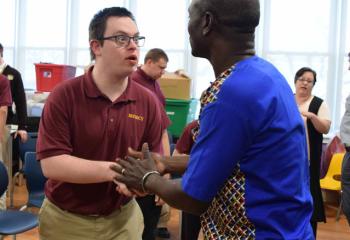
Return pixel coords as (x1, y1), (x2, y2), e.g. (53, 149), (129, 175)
(156, 227), (171, 239)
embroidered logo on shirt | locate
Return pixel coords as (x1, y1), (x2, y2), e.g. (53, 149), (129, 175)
(128, 113), (144, 121)
(7, 74), (14, 80)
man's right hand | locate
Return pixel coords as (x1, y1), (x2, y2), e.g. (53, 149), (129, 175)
(127, 145), (166, 174)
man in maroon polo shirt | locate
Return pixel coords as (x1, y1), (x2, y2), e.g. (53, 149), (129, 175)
(131, 48), (170, 154)
(36, 7), (163, 240)
(131, 48), (172, 239)
(0, 74), (12, 210)
(0, 74), (12, 139)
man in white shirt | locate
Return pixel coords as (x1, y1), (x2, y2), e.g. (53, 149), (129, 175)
(341, 51), (350, 225)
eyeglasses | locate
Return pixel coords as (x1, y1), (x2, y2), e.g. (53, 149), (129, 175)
(98, 35), (145, 48)
(297, 77), (314, 84)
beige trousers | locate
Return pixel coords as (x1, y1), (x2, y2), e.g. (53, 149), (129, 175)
(0, 126), (10, 210)
(39, 198), (144, 240)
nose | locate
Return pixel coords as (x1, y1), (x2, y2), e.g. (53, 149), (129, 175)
(127, 38), (138, 49)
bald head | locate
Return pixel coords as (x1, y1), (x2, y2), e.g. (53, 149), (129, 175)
(196, 0), (260, 33)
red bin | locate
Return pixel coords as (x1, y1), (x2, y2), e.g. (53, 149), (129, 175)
(35, 63), (76, 92)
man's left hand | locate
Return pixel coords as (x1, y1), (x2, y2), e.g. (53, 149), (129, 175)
(15, 130), (28, 142)
(111, 143), (157, 193)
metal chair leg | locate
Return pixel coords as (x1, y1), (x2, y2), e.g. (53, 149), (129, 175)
(336, 192), (343, 221)
(10, 172), (21, 208)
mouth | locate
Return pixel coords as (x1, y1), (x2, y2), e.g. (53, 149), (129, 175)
(126, 55), (138, 65)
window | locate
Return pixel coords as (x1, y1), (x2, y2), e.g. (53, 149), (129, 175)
(0, 0), (16, 65)
(135, 0), (188, 72)
(268, 0), (330, 53)
(261, 0), (345, 132)
(1, 0), (348, 132)
(340, 1), (350, 118)
(73, 0), (127, 74)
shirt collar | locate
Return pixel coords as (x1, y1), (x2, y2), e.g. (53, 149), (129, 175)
(137, 66), (156, 83)
(83, 66), (137, 103)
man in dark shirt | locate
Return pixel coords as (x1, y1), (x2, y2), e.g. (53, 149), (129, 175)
(131, 48), (172, 239)
(0, 43), (28, 174)
(131, 48), (170, 154)
(0, 74), (12, 210)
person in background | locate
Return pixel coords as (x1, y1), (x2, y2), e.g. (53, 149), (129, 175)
(341, 51), (350, 225)
(172, 120), (201, 240)
(130, 48), (171, 239)
(112, 0), (314, 238)
(0, 43), (28, 175)
(294, 67), (331, 238)
(0, 74), (12, 210)
(36, 7), (163, 240)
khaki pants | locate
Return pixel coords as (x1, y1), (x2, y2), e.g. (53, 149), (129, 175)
(39, 198), (144, 240)
(0, 126), (9, 210)
(157, 203), (171, 228)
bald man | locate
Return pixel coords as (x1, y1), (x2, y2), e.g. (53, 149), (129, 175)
(113, 0), (314, 239)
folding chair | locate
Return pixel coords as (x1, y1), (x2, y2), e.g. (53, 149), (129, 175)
(11, 132), (38, 207)
(320, 153), (345, 221)
(0, 161), (38, 240)
(19, 152), (47, 211)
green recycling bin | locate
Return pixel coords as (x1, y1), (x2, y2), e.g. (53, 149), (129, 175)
(165, 98), (198, 138)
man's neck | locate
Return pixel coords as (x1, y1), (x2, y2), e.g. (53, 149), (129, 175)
(209, 34), (256, 77)
(92, 64), (129, 102)
(140, 65), (154, 80)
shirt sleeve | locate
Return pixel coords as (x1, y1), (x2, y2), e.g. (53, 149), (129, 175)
(181, 99), (253, 202)
(11, 69), (27, 129)
(175, 120), (198, 154)
(340, 94), (350, 144)
(144, 94), (164, 154)
(318, 101), (331, 121)
(0, 75), (12, 107)
(160, 104), (171, 129)
(36, 88), (73, 160)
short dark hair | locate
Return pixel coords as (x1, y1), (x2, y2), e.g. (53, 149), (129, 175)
(294, 67), (317, 85)
(0, 43), (3, 57)
(88, 7), (135, 60)
(200, 0), (260, 33)
(144, 48), (168, 64)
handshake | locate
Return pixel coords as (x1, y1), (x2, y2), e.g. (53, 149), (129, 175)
(110, 143), (167, 197)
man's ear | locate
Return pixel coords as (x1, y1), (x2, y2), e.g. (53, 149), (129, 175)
(90, 40), (102, 58)
(202, 11), (214, 36)
(145, 59), (153, 66)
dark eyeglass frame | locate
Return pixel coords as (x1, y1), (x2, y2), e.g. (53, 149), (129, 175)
(297, 77), (314, 84)
(98, 35), (146, 48)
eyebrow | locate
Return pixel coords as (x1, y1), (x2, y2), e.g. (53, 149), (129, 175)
(112, 31), (140, 36)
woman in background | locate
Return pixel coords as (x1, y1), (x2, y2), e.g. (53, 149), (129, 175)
(294, 67), (331, 238)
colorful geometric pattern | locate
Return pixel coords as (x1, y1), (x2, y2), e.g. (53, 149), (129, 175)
(201, 166), (256, 239)
(192, 66), (235, 141)
(191, 65), (256, 239)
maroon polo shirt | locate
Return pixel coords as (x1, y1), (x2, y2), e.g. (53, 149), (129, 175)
(0, 74), (12, 107)
(175, 120), (199, 154)
(131, 67), (171, 129)
(37, 67), (163, 215)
